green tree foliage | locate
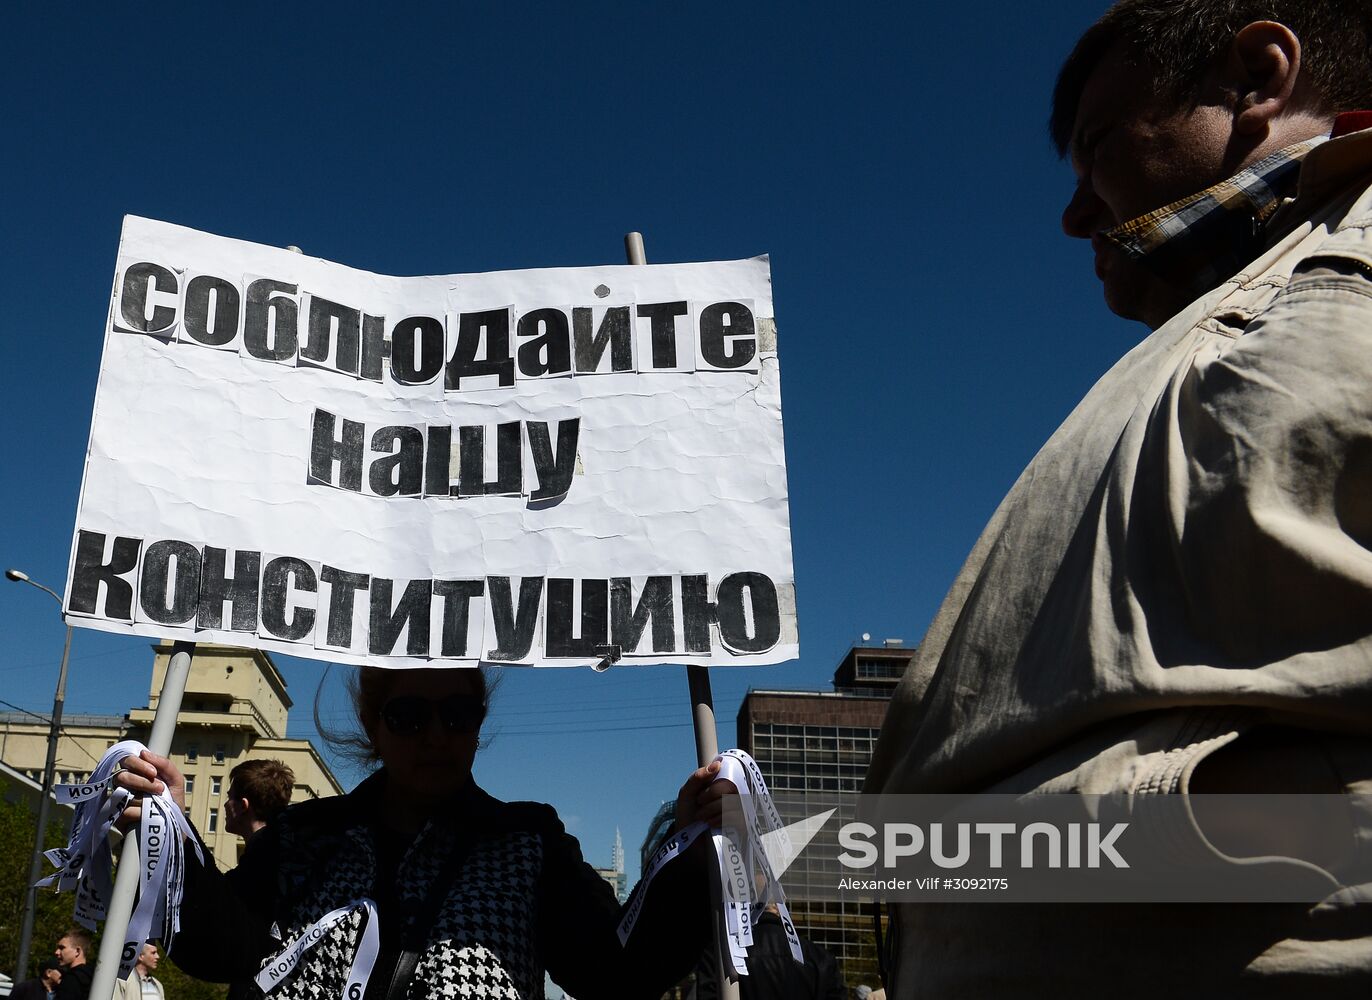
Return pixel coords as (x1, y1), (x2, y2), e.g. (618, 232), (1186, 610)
(0, 781), (226, 999)
(149, 949), (230, 1000)
(0, 779), (78, 980)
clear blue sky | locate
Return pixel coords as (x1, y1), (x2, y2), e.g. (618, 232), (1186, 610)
(1, 2), (1140, 881)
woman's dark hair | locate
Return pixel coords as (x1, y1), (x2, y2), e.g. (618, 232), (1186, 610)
(1050, 1), (1372, 155)
(315, 665), (495, 767)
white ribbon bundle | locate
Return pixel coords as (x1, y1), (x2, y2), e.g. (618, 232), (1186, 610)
(36, 740), (203, 976)
(619, 749), (803, 979)
(254, 900), (380, 999)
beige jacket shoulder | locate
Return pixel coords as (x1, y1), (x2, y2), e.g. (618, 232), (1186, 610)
(867, 128), (1372, 997)
(111, 971), (164, 1000)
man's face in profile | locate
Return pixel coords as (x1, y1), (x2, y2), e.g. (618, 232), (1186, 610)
(1060, 43), (1235, 326)
(54, 937), (81, 969)
(224, 782), (248, 836)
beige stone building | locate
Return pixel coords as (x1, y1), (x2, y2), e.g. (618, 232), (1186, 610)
(0, 641), (343, 870)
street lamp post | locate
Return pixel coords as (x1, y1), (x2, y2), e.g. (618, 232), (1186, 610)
(6, 568), (74, 983)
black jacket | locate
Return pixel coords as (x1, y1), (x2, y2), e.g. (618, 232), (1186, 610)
(170, 772), (709, 1000)
(52, 964), (91, 1000)
(10, 979), (53, 1000)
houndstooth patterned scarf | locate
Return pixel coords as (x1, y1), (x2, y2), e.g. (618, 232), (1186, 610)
(259, 808), (545, 1000)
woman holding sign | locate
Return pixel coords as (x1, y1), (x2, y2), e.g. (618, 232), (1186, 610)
(115, 667), (733, 1000)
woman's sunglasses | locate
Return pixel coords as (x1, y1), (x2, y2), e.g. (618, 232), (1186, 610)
(380, 694), (485, 736)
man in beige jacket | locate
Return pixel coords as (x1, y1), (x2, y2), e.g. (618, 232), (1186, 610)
(112, 945), (164, 1000)
(866, 2), (1372, 995)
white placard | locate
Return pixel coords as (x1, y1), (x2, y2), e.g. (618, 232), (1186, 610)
(64, 216), (797, 667)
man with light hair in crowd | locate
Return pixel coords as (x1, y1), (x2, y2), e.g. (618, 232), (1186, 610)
(867, 2), (1372, 996)
(112, 944), (164, 1000)
(224, 757), (294, 842)
(52, 928), (92, 1000)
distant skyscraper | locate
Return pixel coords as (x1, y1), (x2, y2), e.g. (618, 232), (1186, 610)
(592, 826), (627, 902)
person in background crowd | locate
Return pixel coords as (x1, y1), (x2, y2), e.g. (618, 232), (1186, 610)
(112, 944), (165, 1000)
(9, 958), (62, 1000)
(222, 762), (297, 1000)
(224, 757), (295, 843)
(117, 666), (736, 1000)
(52, 929), (92, 1000)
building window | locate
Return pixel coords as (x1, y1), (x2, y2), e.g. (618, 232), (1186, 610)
(185, 775), (195, 794)
(214, 744), (226, 764)
(208, 808), (218, 833)
(186, 745), (199, 763)
(211, 776), (221, 796)
(856, 657), (905, 680)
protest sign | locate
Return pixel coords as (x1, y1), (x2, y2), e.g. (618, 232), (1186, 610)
(64, 217), (797, 667)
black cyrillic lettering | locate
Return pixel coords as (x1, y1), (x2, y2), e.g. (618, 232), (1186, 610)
(182, 275), (241, 347)
(301, 296), (361, 374)
(320, 566), (370, 648)
(432, 580), (484, 657)
(368, 426), (424, 496)
(118, 262), (179, 335)
(445, 309), (515, 390)
(196, 547), (262, 631)
(610, 576), (676, 653)
(637, 301), (689, 369)
(425, 425), (453, 497)
(309, 409), (365, 491)
(545, 578), (609, 657)
(516, 308), (572, 377)
(680, 574), (716, 653)
(391, 316), (445, 384)
(360, 314), (389, 382)
(139, 539), (201, 625)
(698, 301), (757, 369)
(243, 278), (299, 362)
(68, 530), (141, 619)
(573, 306), (633, 372)
(260, 557), (317, 641)
(369, 578), (432, 656)
(458, 423), (522, 496)
(487, 576), (543, 661)
(716, 572), (780, 653)
(526, 419), (579, 502)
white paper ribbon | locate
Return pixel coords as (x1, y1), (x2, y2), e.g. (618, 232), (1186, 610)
(36, 739), (204, 977)
(254, 899), (380, 999)
(617, 749), (802, 979)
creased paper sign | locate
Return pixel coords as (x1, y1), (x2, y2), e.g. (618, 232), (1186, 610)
(64, 216), (797, 668)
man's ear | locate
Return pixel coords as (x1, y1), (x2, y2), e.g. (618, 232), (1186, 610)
(1225, 21), (1302, 135)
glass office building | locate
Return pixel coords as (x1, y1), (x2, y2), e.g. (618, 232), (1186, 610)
(736, 642), (913, 989)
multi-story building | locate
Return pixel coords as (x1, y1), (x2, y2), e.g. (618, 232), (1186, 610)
(735, 640), (913, 988)
(0, 641), (343, 870)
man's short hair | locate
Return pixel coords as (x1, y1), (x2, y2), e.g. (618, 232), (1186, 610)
(227, 758), (295, 823)
(1050, 1), (1372, 155)
(60, 927), (91, 954)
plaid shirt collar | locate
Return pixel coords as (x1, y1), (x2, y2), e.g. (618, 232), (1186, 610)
(1101, 136), (1327, 299)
